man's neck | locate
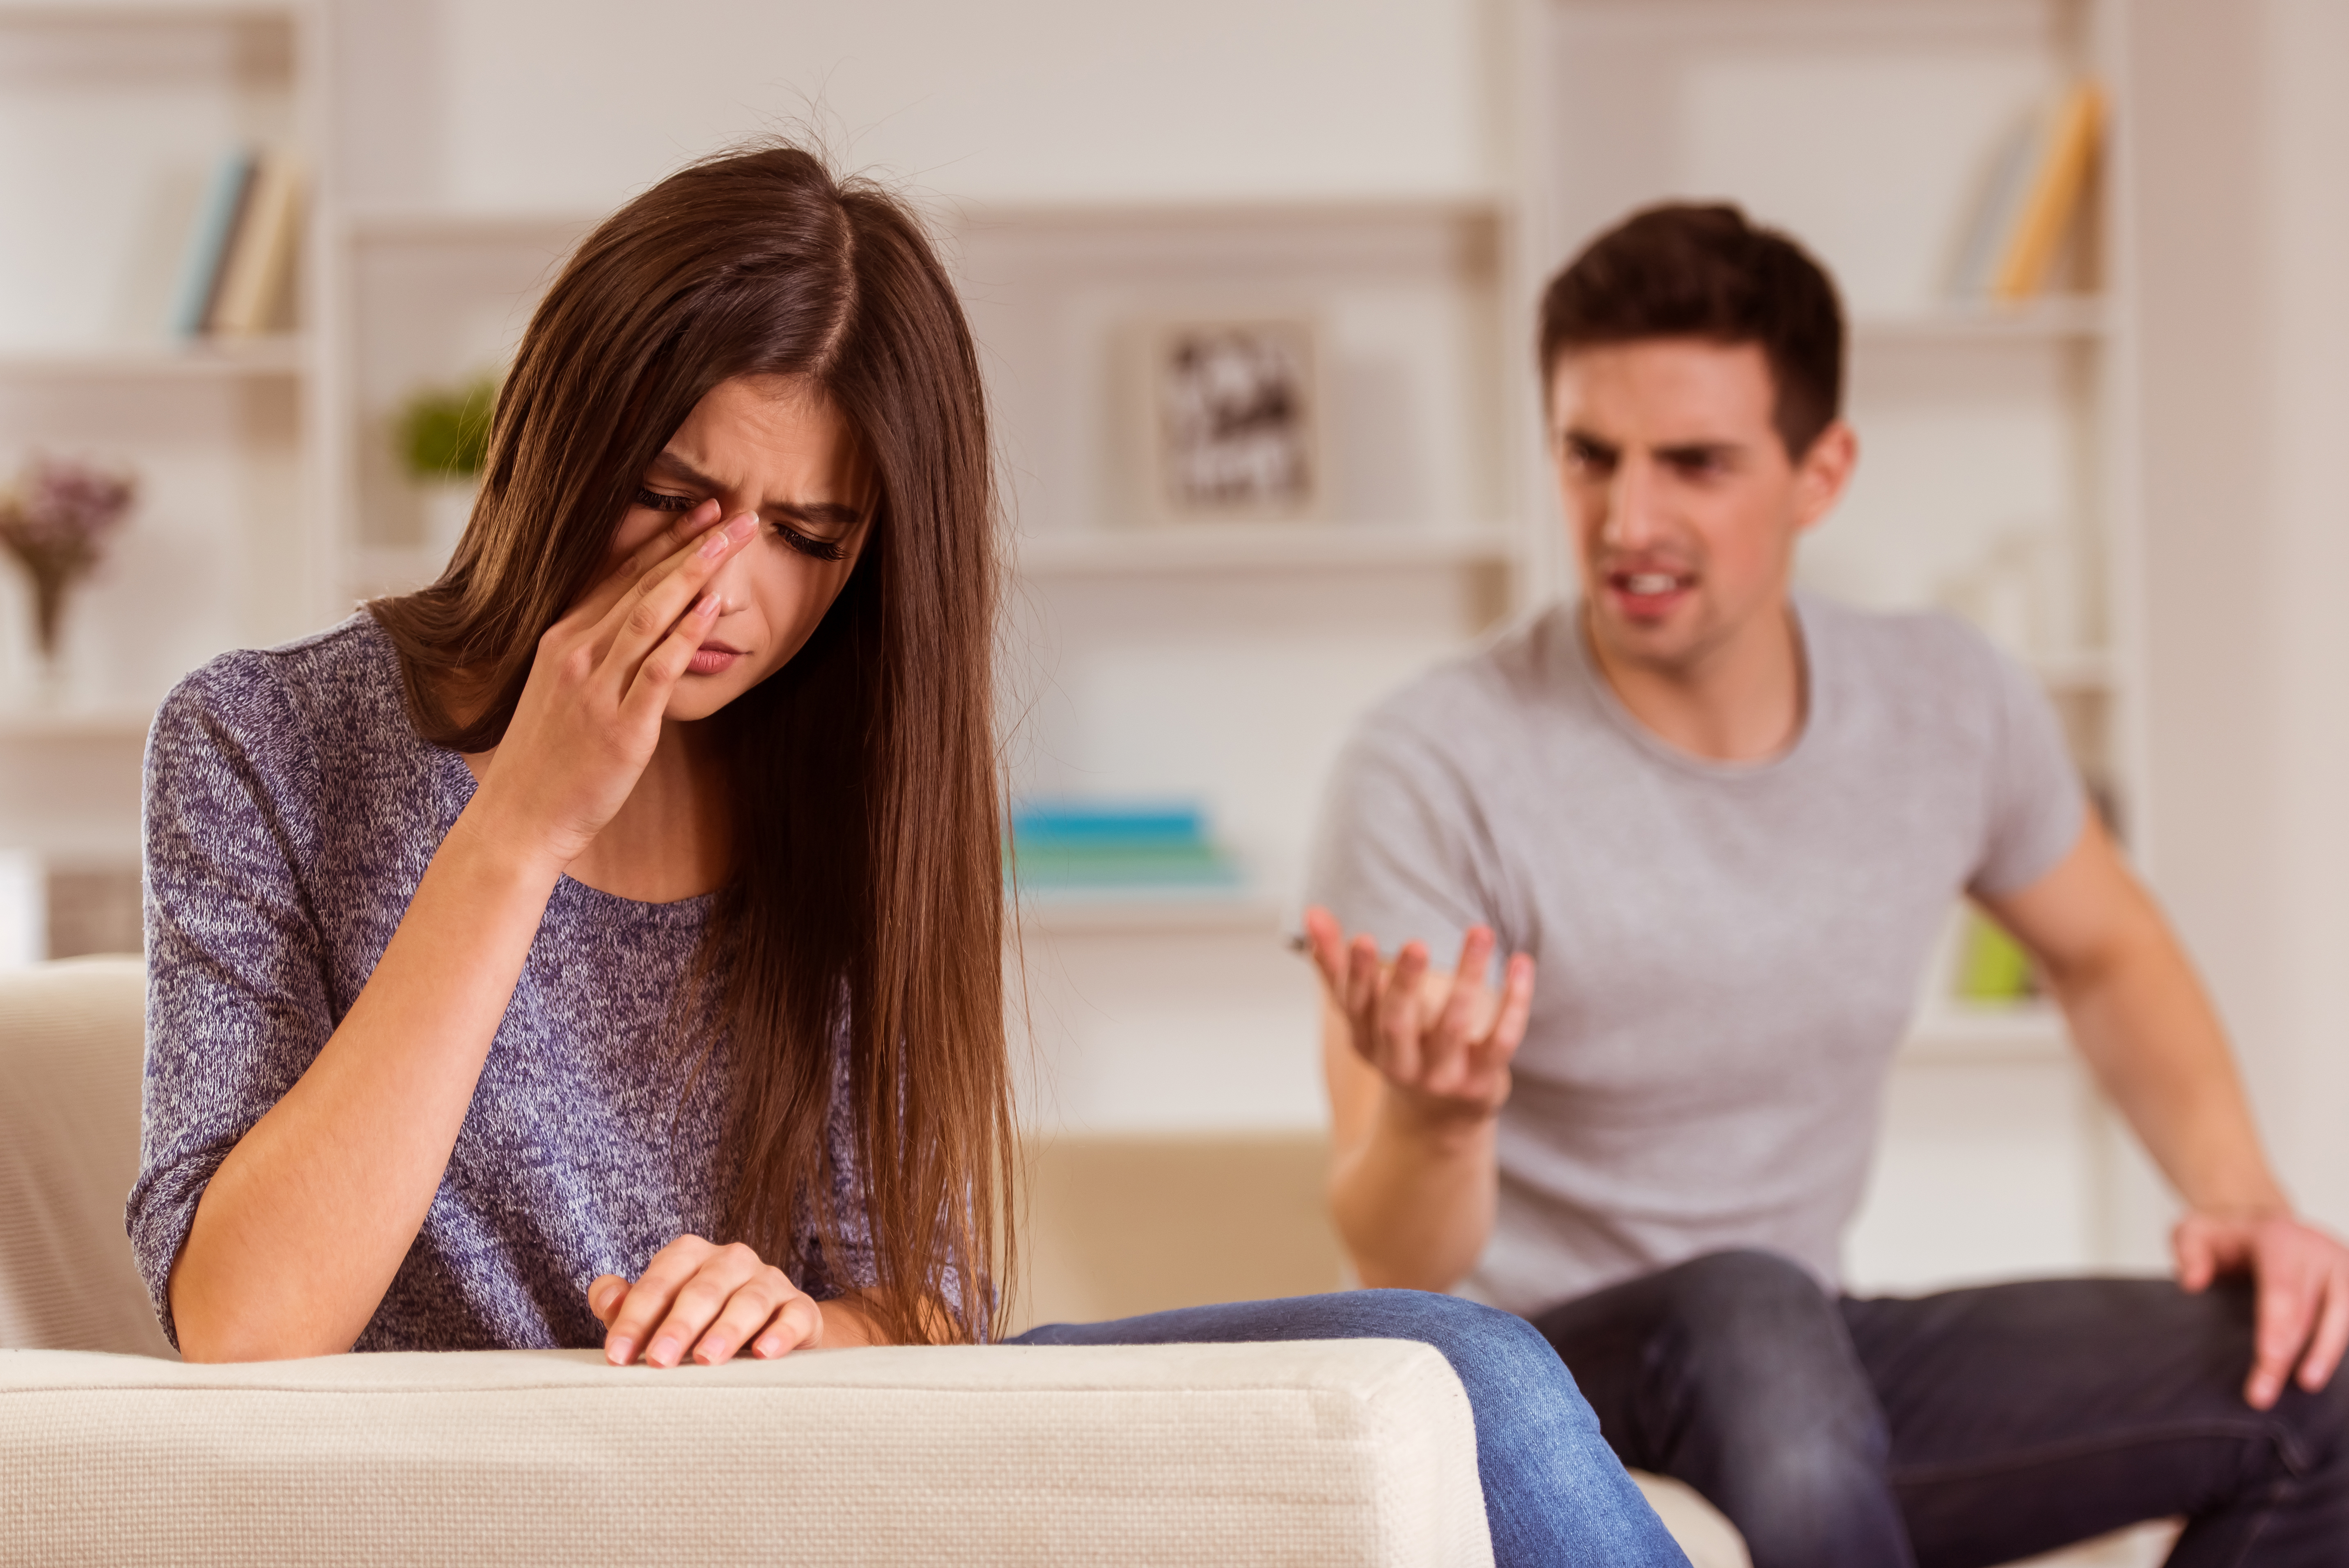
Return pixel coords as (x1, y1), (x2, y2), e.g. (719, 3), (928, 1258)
(1583, 597), (1807, 764)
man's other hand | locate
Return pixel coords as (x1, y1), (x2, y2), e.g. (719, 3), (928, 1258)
(2174, 1209), (2349, 1408)
(1303, 907), (1533, 1133)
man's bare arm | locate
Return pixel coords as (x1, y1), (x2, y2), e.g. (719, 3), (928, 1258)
(1980, 812), (2349, 1407)
(1307, 910), (1532, 1291)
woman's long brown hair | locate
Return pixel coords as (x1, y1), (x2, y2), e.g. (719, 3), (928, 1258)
(369, 145), (1012, 1345)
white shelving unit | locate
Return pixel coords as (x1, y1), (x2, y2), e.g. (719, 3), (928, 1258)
(1512, 0), (2151, 1307)
(950, 197), (1536, 1133)
(0, 0), (329, 952)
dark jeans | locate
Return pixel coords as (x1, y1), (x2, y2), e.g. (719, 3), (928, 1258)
(1016, 1288), (1692, 1567)
(1529, 1249), (2349, 1568)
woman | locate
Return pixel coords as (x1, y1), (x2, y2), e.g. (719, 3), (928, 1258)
(132, 145), (1684, 1565)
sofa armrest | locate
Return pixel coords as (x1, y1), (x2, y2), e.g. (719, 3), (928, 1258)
(0, 1339), (1493, 1566)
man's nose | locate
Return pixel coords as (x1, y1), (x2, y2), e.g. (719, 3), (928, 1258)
(1601, 456), (1664, 551)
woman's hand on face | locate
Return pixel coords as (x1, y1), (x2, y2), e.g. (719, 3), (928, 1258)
(468, 499), (756, 874)
(590, 1235), (824, 1368)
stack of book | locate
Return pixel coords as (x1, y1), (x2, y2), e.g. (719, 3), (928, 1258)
(1950, 79), (2104, 303)
(172, 147), (306, 341)
(1005, 799), (1242, 896)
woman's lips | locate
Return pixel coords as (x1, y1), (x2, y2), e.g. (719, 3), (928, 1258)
(686, 642), (743, 676)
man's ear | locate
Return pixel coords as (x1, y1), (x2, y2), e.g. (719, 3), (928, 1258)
(1791, 420), (1857, 533)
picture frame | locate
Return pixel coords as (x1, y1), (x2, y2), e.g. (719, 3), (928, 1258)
(1122, 316), (1328, 525)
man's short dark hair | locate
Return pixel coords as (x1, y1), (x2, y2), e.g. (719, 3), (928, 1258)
(1538, 202), (1846, 459)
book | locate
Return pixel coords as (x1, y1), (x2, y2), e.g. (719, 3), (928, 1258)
(209, 151), (305, 337)
(1989, 81), (2104, 301)
(1005, 798), (1242, 891)
(168, 149), (255, 339)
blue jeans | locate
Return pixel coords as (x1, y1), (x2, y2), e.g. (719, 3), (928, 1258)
(1014, 1288), (1691, 1567)
(1529, 1249), (2349, 1568)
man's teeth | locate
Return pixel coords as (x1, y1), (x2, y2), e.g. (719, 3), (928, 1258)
(1623, 573), (1680, 594)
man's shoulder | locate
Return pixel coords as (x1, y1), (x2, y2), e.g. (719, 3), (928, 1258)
(1358, 601), (1591, 751)
(1803, 592), (2015, 697)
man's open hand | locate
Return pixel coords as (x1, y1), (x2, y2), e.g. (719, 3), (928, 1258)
(2174, 1209), (2349, 1408)
(1303, 906), (1534, 1132)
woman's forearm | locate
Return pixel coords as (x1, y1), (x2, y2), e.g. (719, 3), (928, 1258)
(170, 801), (564, 1362)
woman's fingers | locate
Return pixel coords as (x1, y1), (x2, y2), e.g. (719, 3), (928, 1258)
(602, 1234), (723, 1365)
(619, 591), (723, 724)
(593, 510), (756, 673)
(564, 498), (725, 630)
(692, 1264), (820, 1365)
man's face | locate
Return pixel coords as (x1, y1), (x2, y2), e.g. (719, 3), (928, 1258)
(1548, 338), (1851, 679)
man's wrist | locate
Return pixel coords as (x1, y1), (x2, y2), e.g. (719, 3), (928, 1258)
(1376, 1088), (1498, 1160)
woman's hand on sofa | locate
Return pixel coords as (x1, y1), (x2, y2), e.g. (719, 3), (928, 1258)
(591, 1234), (824, 1367)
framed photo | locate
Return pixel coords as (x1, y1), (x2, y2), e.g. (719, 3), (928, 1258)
(1130, 317), (1327, 524)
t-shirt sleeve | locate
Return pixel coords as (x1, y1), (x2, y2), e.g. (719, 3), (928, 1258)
(1965, 635), (2089, 899)
(130, 656), (335, 1349)
(1304, 701), (1515, 963)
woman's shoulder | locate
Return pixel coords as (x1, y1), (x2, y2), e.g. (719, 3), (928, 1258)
(157, 614), (406, 747)
(149, 614), (431, 823)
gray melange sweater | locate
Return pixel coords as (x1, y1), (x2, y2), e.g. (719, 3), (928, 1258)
(131, 615), (872, 1352)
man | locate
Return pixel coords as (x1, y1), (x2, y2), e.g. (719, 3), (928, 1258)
(1303, 204), (2349, 1567)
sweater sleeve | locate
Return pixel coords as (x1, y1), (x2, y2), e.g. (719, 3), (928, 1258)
(129, 653), (335, 1349)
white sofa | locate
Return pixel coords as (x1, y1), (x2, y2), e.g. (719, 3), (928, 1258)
(0, 957), (1500, 1565)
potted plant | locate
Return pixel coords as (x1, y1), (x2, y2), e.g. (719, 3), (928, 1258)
(394, 373), (499, 565)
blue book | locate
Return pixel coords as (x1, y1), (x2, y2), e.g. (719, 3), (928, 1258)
(170, 149), (257, 339)
(1010, 799), (1206, 847)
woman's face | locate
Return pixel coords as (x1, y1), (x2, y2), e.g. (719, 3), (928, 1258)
(603, 374), (878, 722)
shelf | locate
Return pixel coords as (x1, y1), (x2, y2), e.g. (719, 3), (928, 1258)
(0, 337), (306, 381)
(1852, 297), (2110, 344)
(2028, 649), (2117, 691)
(1902, 1002), (2069, 1063)
(343, 206), (601, 247)
(1014, 523), (1521, 579)
(0, 703), (154, 742)
(1016, 890), (1286, 936)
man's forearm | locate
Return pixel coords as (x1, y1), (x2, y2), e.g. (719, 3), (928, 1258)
(2050, 927), (2286, 1217)
(1330, 1088), (1498, 1291)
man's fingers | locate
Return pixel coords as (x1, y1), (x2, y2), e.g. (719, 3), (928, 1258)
(1302, 907), (1349, 996)
(1474, 952), (1537, 1075)
(1377, 942), (1429, 1082)
(2246, 1271), (2314, 1410)
(1342, 935), (1382, 1043)
(2298, 1268), (2349, 1393)
(1425, 928), (1496, 1089)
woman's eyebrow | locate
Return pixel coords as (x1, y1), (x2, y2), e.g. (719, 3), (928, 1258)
(648, 449), (868, 529)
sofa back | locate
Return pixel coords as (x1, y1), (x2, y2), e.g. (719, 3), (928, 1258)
(0, 956), (170, 1357)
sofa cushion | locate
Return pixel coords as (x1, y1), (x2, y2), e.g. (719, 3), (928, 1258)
(0, 1341), (1493, 1566)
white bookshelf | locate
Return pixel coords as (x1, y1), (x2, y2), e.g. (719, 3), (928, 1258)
(0, 0), (328, 947)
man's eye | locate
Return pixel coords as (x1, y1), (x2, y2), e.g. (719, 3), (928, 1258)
(1567, 444), (1614, 474)
(634, 487), (695, 513)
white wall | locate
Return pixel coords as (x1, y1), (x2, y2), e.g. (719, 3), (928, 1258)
(2133, 0), (2349, 1232)
(335, 0), (1500, 210)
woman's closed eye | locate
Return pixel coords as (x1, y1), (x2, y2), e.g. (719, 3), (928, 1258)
(635, 487), (846, 562)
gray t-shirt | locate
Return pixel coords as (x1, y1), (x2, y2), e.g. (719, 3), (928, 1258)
(1305, 593), (2083, 1312)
